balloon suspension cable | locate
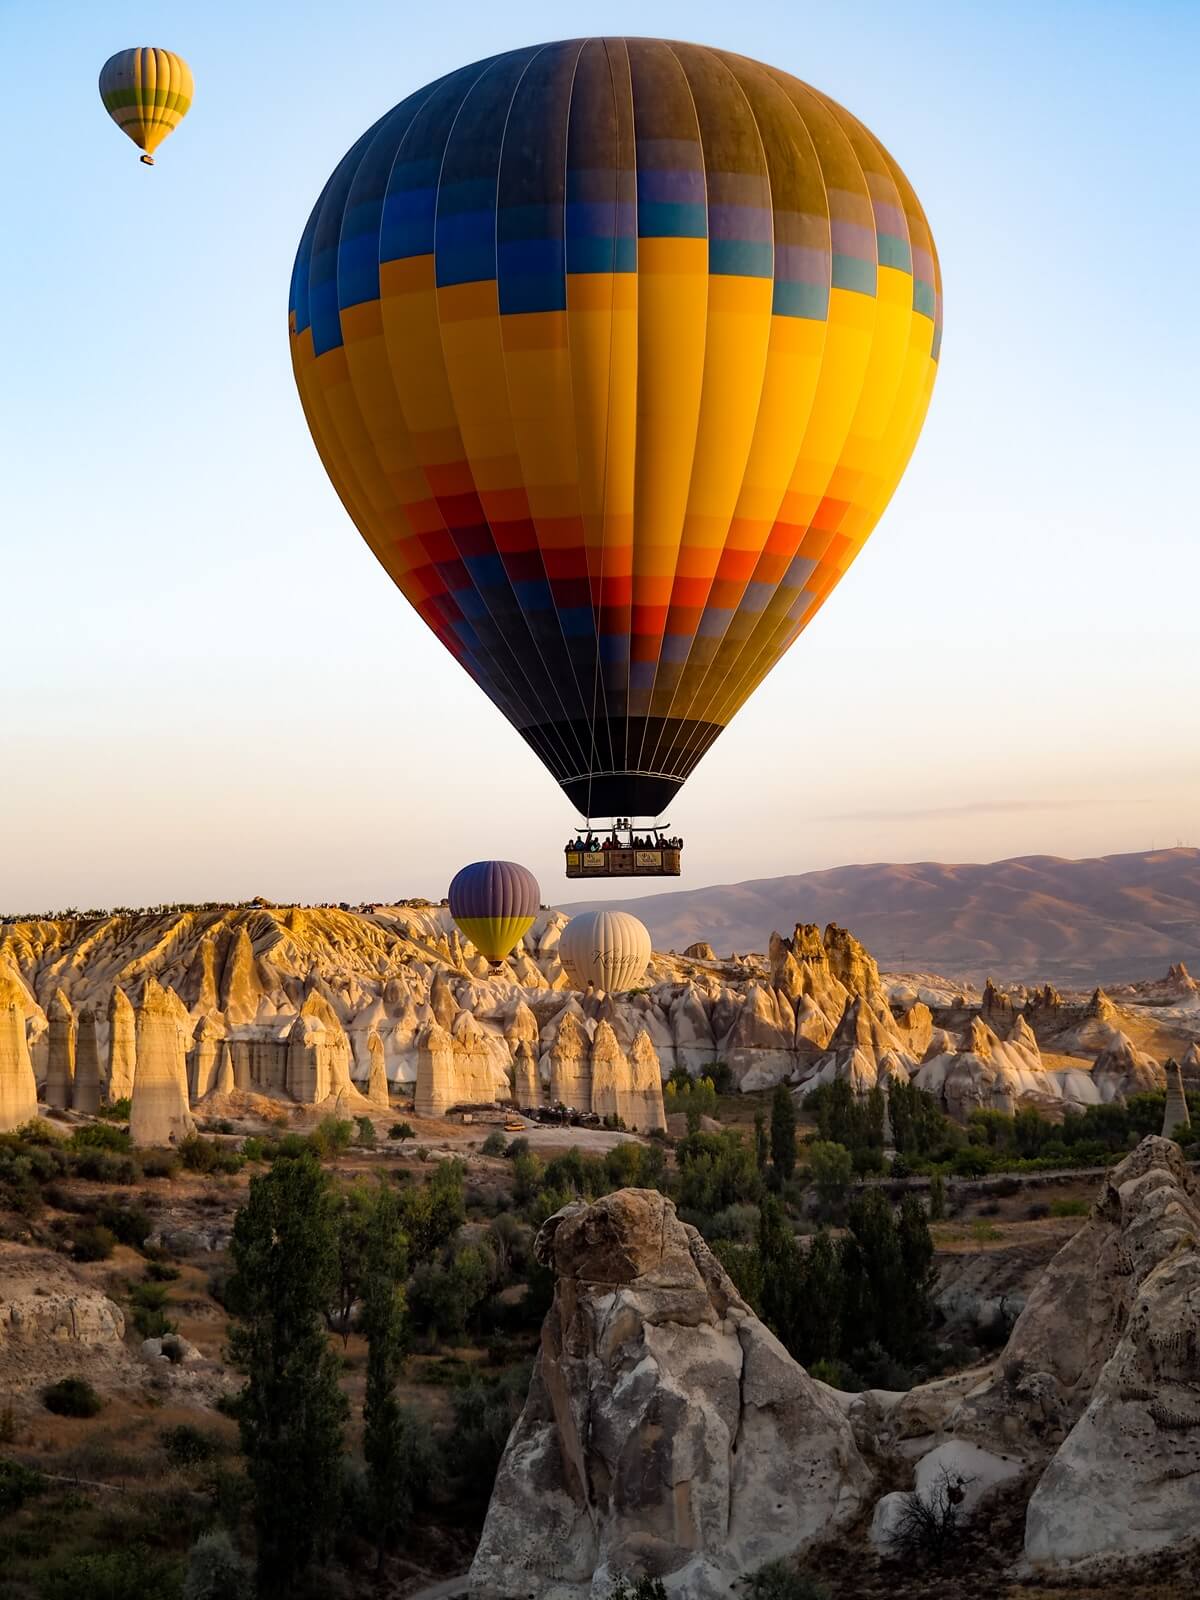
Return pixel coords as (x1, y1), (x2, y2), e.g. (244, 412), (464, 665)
(140, 153), (155, 166)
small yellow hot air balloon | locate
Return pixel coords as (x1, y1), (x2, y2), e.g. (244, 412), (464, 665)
(99, 48), (193, 166)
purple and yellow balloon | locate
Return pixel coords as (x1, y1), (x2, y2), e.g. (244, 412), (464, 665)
(448, 860), (540, 965)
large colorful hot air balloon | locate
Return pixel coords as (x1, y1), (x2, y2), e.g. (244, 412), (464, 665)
(289, 39), (941, 821)
(448, 860), (540, 964)
(559, 910), (652, 994)
(99, 48), (193, 165)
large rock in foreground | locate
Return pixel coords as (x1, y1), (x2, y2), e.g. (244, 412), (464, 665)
(469, 1189), (869, 1599)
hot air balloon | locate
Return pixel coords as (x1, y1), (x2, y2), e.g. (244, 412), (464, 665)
(559, 910), (652, 994)
(289, 40), (941, 859)
(448, 860), (540, 964)
(99, 48), (193, 165)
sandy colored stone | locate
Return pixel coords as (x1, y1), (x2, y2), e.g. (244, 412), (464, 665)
(44, 988), (75, 1110)
(365, 1029), (390, 1108)
(130, 979), (196, 1147)
(0, 971), (39, 1132)
(548, 1009), (592, 1112)
(188, 1012), (225, 1101)
(469, 1189), (870, 1598)
(1161, 1059), (1191, 1137)
(512, 1039), (541, 1110)
(106, 985), (136, 1103)
(73, 1005), (103, 1115)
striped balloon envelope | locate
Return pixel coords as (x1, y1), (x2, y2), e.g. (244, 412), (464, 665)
(99, 48), (193, 165)
(289, 39), (941, 820)
(448, 859), (541, 964)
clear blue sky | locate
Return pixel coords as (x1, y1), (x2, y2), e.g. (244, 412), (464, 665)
(1, 0), (1196, 912)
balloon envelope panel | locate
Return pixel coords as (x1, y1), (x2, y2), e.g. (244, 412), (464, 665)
(559, 909), (652, 993)
(99, 48), (193, 156)
(290, 39), (941, 818)
(448, 859), (540, 962)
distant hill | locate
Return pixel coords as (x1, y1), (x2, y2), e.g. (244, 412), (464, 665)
(564, 848), (1200, 986)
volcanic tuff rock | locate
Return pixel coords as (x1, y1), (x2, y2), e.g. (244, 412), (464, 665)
(44, 988), (75, 1110)
(130, 979), (196, 1147)
(73, 1005), (103, 1114)
(0, 971), (38, 1132)
(106, 984), (136, 1102)
(469, 1189), (869, 1598)
(1091, 1031), (1166, 1101)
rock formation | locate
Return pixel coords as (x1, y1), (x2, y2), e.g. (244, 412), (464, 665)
(1015, 1139), (1200, 1564)
(0, 971), (39, 1131)
(106, 985), (136, 1102)
(1181, 1041), (1200, 1091)
(1161, 1059), (1191, 1137)
(414, 1016), (504, 1117)
(511, 1039), (541, 1110)
(73, 1006), (103, 1115)
(188, 1012), (225, 1101)
(683, 941), (716, 961)
(548, 1009), (592, 1111)
(365, 1030), (390, 1108)
(130, 980), (196, 1146)
(1091, 1031), (1164, 1101)
(44, 989), (75, 1109)
(470, 1190), (869, 1598)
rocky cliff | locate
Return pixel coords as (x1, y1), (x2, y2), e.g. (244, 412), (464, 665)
(470, 1189), (869, 1598)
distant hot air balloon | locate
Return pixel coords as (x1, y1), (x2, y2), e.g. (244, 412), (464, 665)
(559, 910), (652, 994)
(99, 48), (193, 165)
(448, 860), (540, 964)
(289, 39), (941, 824)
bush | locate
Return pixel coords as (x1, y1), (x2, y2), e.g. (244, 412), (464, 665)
(807, 1141), (853, 1208)
(42, 1377), (103, 1417)
(1026, 1201), (1051, 1220)
(0, 1458), (45, 1515)
(140, 1149), (179, 1179)
(182, 1527), (250, 1600)
(480, 1129), (508, 1158)
(71, 1123), (133, 1153)
(162, 1423), (220, 1467)
(72, 1223), (116, 1262)
(309, 1117), (355, 1158)
(353, 1115), (377, 1147)
(71, 1148), (139, 1184)
(388, 1122), (415, 1142)
(609, 1580), (668, 1600)
(882, 1467), (971, 1562)
(739, 1560), (831, 1599)
(98, 1098), (132, 1120)
(505, 1136), (530, 1160)
(96, 1200), (153, 1250)
(37, 1547), (180, 1600)
(1050, 1197), (1089, 1218)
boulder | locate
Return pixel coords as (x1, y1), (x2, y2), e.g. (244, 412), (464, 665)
(683, 942), (716, 961)
(469, 1190), (870, 1598)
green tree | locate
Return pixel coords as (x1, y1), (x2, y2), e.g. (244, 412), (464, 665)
(756, 1194), (803, 1350)
(395, 1157), (466, 1264)
(753, 1111), (769, 1172)
(895, 1192), (937, 1350)
(794, 1230), (843, 1366)
(928, 1170), (947, 1221)
(807, 1140), (853, 1209)
(227, 1155), (348, 1600)
(361, 1184), (415, 1570)
(770, 1084), (797, 1182)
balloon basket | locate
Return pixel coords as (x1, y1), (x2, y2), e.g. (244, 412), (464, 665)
(140, 153), (155, 166)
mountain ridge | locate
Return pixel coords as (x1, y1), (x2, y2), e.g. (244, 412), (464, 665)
(565, 847), (1200, 984)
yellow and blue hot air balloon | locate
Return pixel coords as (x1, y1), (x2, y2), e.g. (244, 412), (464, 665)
(99, 48), (193, 165)
(289, 39), (941, 823)
(448, 860), (540, 965)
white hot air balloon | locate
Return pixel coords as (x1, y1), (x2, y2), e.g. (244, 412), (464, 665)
(559, 910), (652, 995)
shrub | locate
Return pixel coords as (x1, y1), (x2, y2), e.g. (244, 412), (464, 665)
(96, 1200), (153, 1250)
(240, 1136), (270, 1162)
(0, 1458), (45, 1514)
(309, 1117), (355, 1158)
(1050, 1197), (1089, 1218)
(182, 1527), (250, 1600)
(42, 1377), (103, 1417)
(609, 1580), (668, 1600)
(354, 1115), (377, 1147)
(72, 1224), (116, 1262)
(480, 1129), (508, 1158)
(883, 1467), (972, 1562)
(98, 1098), (132, 1120)
(180, 1135), (243, 1175)
(36, 1547), (180, 1600)
(1026, 1201), (1051, 1220)
(140, 1150), (180, 1179)
(162, 1423), (220, 1467)
(505, 1136), (530, 1160)
(132, 1306), (176, 1340)
(739, 1560), (831, 1599)
(807, 1141), (853, 1208)
(71, 1123), (132, 1153)
(388, 1122), (415, 1142)
(71, 1148), (139, 1184)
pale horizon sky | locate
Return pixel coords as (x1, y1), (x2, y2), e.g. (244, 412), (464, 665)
(1, 1), (1196, 914)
